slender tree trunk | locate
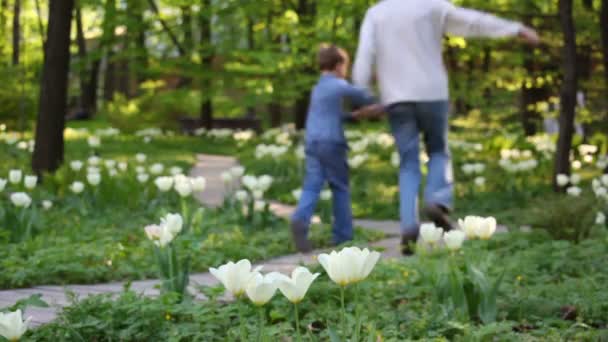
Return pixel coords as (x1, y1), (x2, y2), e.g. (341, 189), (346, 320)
(246, 16), (256, 118)
(267, 11), (281, 127)
(34, 0), (46, 49)
(12, 0), (20, 65)
(75, 4), (94, 114)
(0, 0), (7, 59)
(294, 0), (316, 130)
(482, 46), (492, 106)
(601, 0), (608, 98)
(199, 0), (213, 128)
(554, 0), (578, 191)
(32, 0), (74, 174)
(103, 0), (117, 101)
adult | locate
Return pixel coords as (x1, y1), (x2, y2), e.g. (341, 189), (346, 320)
(352, 0), (540, 254)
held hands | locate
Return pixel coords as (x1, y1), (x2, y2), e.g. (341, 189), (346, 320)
(352, 104), (386, 120)
(518, 26), (540, 45)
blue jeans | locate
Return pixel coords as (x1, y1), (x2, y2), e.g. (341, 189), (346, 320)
(388, 101), (453, 235)
(291, 141), (353, 244)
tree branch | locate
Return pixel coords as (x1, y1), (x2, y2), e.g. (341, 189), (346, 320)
(147, 0), (186, 56)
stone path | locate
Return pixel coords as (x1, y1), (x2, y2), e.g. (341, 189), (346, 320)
(0, 154), (503, 326)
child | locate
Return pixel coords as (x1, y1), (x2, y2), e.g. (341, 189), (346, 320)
(290, 44), (382, 253)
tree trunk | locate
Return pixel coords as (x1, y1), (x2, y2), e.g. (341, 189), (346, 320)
(0, 0), (7, 59)
(102, 0), (117, 101)
(267, 11), (281, 127)
(32, 0), (74, 174)
(245, 16), (256, 118)
(294, 0), (316, 129)
(126, 0), (147, 89)
(482, 46), (492, 106)
(601, 0), (608, 98)
(177, 6), (193, 87)
(554, 0), (578, 191)
(75, 4), (95, 114)
(12, 0), (20, 65)
(34, 0), (46, 49)
(199, 0), (213, 128)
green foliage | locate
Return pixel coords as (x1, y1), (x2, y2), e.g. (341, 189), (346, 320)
(19, 231), (608, 340)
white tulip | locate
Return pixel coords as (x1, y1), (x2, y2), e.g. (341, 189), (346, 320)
(556, 174), (569, 187)
(566, 186), (582, 197)
(602, 174), (608, 187)
(70, 181), (85, 194)
(474, 177), (485, 187)
(443, 230), (466, 251)
(170, 166), (183, 176)
(320, 189), (332, 201)
(572, 160), (582, 170)
(292, 188), (302, 201)
(252, 190), (264, 200)
(70, 160), (84, 171)
(137, 173), (149, 183)
(118, 162), (128, 172)
(149, 163), (164, 175)
(88, 156), (101, 166)
(108, 169), (118, 177)
(190, 177), (206, 192)
(135, 153), (147, 163)
(275, 267), (320, 304)
(569, 173), (581, 185)
(42, 200), (53, 210)
(318, 247), (381, 287)
(420, 223), (443, 245)
(391, 152), (400, 168)
(0, 178), (6, 192)
(596, 212), (606, 225)
(258, 175), (273, 191)
(23, 175), (37, 190)
(10, 192), (31, 208)
(235, 190), (248, 202)
(0, 309), (30, 341)
(230, 166), (245, 178)
(8, 169), (22, 184)
(242, 175), (258, 191)
(87, 166), (100, 175)
(221, 171), (233, 184)
(161, 213), (183, 236)
(210, 259), (262, 297)
(458, 216), (484, 239)
(87, 173), (101, 186)
(154, 177), (174, 192)
(174, 180), (193, 197)
(87, 135), (101, 147)
(254, 200), (266, 212)
(476, 216), (497, 240)
(144, 224), (162, 241)
(135, 166), (145, 174)
(246, 272), (279, 306)
(104, 160), (116, 169)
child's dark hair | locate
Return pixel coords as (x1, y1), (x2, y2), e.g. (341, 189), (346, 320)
(317, 44), (347, 71)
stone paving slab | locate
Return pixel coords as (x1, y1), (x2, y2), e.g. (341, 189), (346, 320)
(189, 154), (238, 207)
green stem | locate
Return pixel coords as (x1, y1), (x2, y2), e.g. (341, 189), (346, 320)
(340, 286), (346, 337)
(167, 246), (174, 293)
(294, 303), (302, 342)
(257, 306), (265, 342)
(238, 297), (247, 341)
(354, 283), (361, 341)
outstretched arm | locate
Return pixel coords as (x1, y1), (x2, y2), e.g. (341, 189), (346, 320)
(352, 10), (376, 89)
(440, 2), (539, 44)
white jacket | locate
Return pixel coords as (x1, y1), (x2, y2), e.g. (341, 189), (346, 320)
(352, 0), (523, 104)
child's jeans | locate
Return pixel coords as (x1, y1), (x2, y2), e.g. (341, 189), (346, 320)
(291, 141), (353, 244)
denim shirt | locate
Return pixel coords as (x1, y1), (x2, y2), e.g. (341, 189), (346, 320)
(305, 74), (375, 144)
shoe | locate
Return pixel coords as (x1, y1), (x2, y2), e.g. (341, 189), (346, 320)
(400, 231), (419, 256)
(291, 220), (313, 253)
(423, 203), (455, 231)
